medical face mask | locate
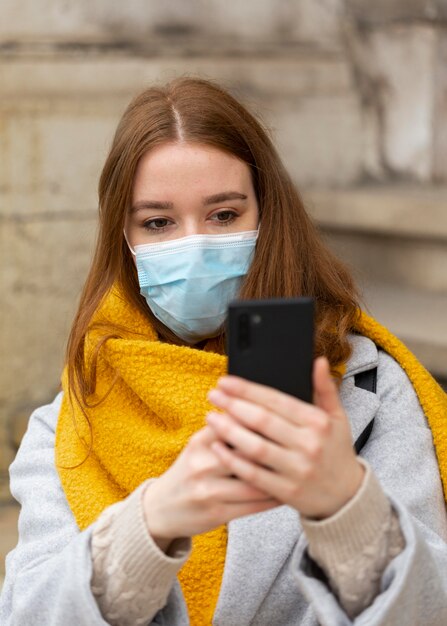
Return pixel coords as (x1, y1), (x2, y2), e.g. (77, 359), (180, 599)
(126, 230), (258, 343)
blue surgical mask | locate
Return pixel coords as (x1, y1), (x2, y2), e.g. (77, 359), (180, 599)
(126, 230), (258, 343)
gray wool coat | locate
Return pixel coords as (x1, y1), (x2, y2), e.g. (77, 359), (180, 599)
(1, 335), (447, 625)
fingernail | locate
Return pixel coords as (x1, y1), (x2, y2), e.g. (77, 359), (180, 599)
(206, 411), (219, 424)
(217, 376), (236, 389)
(208, 389), (224, 403)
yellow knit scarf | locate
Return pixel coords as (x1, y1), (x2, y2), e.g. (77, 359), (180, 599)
(55, 289), (447, 626)
(56, 288), (228, 625)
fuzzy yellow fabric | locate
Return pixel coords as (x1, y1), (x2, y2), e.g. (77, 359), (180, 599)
(55, 289), (447, 626)
(56, 288), (228, 626)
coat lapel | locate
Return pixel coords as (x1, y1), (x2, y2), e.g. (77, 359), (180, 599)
(341, 376), (381, 445)
(341, 334), (381, 445)
(213, 505), (301, 625)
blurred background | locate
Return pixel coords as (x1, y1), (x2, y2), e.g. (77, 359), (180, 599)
(1, 0), (447, 585)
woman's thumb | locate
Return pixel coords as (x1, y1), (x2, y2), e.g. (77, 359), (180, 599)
(313, 357), (343, 417)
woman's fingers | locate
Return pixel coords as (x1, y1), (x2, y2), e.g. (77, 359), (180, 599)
(205, 477), (276, 503)
(208, 385), (326, 432)
(313, 356), (344, 418)
(206, 410), (315, 476)
(213, 376), (311, 421)
(206, 397), (304, 449)
(208, 358), (345, 449)
(211, 441), (292, 502)
(189, 424), (220, 446)
(202, 361), (360, 520)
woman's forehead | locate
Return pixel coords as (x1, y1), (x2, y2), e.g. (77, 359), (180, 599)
(132, 142), (254, 201)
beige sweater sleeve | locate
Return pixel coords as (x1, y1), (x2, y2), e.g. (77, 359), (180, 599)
(301, 459), (405, 619)
(90, 481), (191, 626)
(91, 462), (404, 624)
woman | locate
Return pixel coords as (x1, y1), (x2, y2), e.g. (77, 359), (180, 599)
(1, 77), (447, 626)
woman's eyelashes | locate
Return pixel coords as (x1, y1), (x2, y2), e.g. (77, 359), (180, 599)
(142, 217), (172, 232)
(141, 210), (239, 233)
(209, 210), (238, 226)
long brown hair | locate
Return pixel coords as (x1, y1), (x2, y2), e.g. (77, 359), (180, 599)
(66, 76), (360, 418)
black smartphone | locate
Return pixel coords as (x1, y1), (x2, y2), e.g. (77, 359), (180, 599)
(227, 298), (314, 403)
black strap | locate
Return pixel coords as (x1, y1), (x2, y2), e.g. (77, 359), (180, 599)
(353, 367), (377, 454)
(354, 368), (377, 394)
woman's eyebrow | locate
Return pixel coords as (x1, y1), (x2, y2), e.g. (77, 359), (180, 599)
(131, 200), (174, 212)
(203, 191), (248, 205)
(131, 192), (247, 213)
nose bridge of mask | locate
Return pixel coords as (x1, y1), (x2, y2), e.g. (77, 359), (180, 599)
(123, 229), (258, 258)
(136, 234), (257, 288)
(135, 230), (258, 254)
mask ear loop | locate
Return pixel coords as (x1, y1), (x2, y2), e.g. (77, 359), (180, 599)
(123, 230), (136, 256)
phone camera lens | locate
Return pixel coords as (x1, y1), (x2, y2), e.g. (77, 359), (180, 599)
(238, 313), (251, 350)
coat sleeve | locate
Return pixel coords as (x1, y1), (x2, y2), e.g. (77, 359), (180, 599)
(0, 394), (189, 626)
(292, 350), (447, 626)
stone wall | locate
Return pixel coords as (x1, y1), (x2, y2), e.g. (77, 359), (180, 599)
(1, 0), (446, 500)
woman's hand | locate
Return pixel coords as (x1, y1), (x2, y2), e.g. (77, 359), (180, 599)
(143, 425), (278, 551)
(206, 357), (365, 520)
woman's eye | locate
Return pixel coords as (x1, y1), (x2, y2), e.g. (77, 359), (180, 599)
(211, 211), (237, 224)
(143, 218), (171, 231)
